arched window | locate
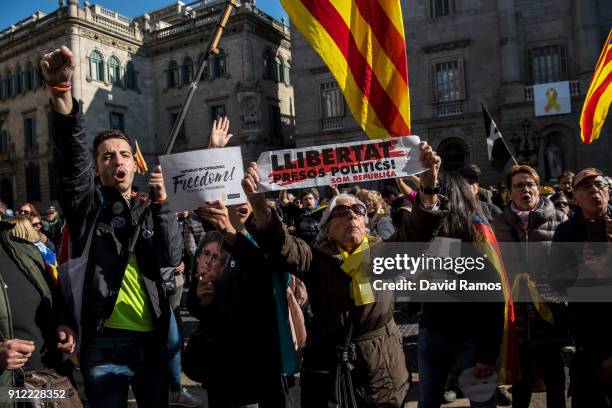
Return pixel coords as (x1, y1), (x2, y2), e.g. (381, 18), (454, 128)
(263, 51), (274, 79)
(274, 56), (284, 83)
(198, 53), (209, 80)
(108, 56), (121, 84)
(90, 51), (104, 81)
(167, 61), (179, 88)
(284, 60), (291, 85)
(182, 57), (194, 85)
(15, 66), (23, 94)
(23, 62), (33, 91)
(125, 61), (137, 89)
(212, 49), (226, 78)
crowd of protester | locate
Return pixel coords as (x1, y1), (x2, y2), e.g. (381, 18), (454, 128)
(0, 44), (611, 408)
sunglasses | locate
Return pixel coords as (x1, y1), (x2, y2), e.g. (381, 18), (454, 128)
(18, 209), (31, 215)
(329, 203), (367, 220)
(32, 222), (41, 227)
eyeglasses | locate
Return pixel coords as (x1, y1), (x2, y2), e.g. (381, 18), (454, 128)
(511, 182), (538, 191)
(554, 201), (569, 208)
(201, 250), (223, 264)
(328, 203), (367, 220)
(575, 180), (609, 192)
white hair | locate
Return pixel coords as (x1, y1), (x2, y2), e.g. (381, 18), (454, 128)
(318, 193), (369, 230)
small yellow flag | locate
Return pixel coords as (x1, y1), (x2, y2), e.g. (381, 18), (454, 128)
(134, 140), (148, 175)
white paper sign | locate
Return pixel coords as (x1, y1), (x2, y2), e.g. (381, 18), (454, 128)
(159, 147), (246, 212)
(255, 136), (426, 191)
(534, 81), (571, 116)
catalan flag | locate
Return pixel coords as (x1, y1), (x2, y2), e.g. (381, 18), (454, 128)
(473, 216), (520, 385)
(580, 29), (612, 144)
(134, 140), (149, 175)
(280, 0), (411, 139)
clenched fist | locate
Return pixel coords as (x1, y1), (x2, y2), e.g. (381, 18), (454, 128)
(40, 45), (76, 85)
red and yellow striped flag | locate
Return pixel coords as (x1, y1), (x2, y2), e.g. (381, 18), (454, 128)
(280, 0), (411, 139)
(580, 29), (612, 144)
(134, 140), (149, 175)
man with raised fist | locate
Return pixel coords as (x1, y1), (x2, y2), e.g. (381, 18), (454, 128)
(42, 46), (182, 408)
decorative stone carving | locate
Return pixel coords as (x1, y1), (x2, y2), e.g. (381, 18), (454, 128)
(238, 92), (262, 132)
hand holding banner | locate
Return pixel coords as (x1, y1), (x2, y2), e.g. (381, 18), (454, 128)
(159, 147), (246, 213)
(255, 136), (426, 191)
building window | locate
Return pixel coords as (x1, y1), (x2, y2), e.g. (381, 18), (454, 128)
(125, 61), (137, 89)
(90, 51), (104, 81)
(182, 57), (194, 85)
(35, 65), (43, 88)
(25, 161), (41, 202)
(432, 59), (464, 102)
(431, 0), (453, 18)
(212, 49), (226, 78)
(108, 56), (121, 84)
(109, 112), (125, 132)
(167, 61), (179, 88)
(274, 56), (284, 83)
(320, 81), (344, 118)
(0, 129), (8, 153)
(170, 113), (186, 141)
(15, 67), (23, 94)
(24, 117), (36, 148)
(269, 105), (282, 140)
(210, 104), (226, 122)
(6, 71), (13, 97)
(23, 63), (33, 92)
(48, 161), (57, 201)
(284, 60), (291, 85)
(263, 51), (274, 80)
(527, 45), (567, 85)
(198, 53), (209, 80)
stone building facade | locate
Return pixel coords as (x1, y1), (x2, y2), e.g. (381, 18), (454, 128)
(0, 0), (294, 210)
(291, 0), (612, 187)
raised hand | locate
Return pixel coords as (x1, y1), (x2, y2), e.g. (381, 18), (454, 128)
(241, 162), (269, 222)
(208, 116), (233, 148)
(149, 165), (168, 202)
(41, 45), (76, 114)
(40, 45), (76, 85)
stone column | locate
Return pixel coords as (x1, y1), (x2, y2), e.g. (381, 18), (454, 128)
(574, 0), (601, 79)
(497, 0), (521, 83)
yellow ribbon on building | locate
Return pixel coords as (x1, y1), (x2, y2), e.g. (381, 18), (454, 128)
(339, 236), (375, 306)
(511, 273), (554, 324)
(544, 88), (561, 112)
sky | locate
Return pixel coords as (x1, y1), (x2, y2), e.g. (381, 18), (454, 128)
(0, 0), (288, 31)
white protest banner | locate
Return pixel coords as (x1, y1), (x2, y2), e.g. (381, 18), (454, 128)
(159, 146), (246, 212)
(255, 136), (425, 191)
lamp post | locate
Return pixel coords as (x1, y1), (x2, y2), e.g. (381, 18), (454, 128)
(510, 119), (542, 165)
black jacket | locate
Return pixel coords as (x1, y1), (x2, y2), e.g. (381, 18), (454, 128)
(52, 100), (182, 335)
(187, 231), (282, 404)
(552, 206), (612, 364)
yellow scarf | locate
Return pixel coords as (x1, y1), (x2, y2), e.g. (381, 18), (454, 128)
(339, 236), (375, 306)
(511, 273), (554, 324)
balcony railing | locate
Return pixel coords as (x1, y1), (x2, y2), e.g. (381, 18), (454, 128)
(524, 80), (581, 101)
(436, 101), (463, 118)
(321, 117), (343, 131)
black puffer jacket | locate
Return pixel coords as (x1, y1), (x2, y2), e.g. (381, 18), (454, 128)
(492, 197), (567, 243)
(52, 100), (182, 336)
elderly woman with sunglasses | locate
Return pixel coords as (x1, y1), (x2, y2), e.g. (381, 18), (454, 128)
(204, 142), (447, 407)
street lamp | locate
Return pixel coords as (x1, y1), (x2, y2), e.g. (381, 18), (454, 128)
(510, 119), (542, 165)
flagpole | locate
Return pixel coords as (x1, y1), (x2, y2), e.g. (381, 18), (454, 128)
(481, 103), (519, 166)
